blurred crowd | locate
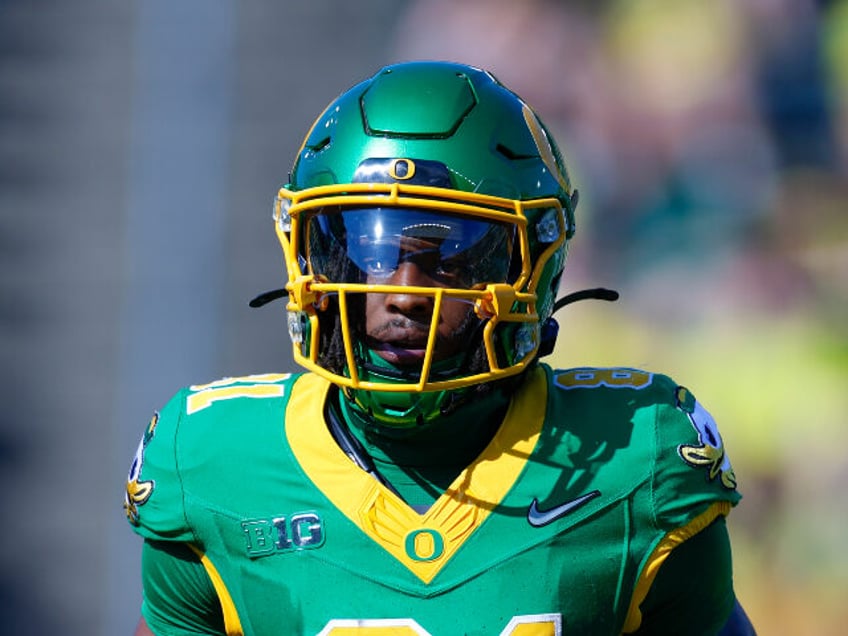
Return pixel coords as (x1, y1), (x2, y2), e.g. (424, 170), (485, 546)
(390, 0), (848, 633)
(394, 0), (846, 322)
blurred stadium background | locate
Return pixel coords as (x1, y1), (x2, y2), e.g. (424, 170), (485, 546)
(1, 0), (845, 634)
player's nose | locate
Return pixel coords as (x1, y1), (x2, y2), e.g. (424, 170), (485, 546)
(382, 261), (436, 317)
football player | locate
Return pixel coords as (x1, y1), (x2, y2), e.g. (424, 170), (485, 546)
(127, 61), (755, 635)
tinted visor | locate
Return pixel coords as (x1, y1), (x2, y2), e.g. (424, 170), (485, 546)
(303, 206), (515, 288)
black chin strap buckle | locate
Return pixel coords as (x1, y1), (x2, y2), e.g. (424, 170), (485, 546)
(537, 318), (560, 358)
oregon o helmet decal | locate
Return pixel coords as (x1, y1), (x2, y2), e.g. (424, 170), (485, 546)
(388, 158), (417, 180)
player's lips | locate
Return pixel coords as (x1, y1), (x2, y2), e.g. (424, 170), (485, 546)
(370, 341), (428, 365)
(366, 329), (430, 366)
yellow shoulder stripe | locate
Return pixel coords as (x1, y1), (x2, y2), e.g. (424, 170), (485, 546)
(187, 544), (244, 636)
(621, 501), (732, 633)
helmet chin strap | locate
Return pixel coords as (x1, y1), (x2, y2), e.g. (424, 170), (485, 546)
(538, 287), (619, 358)
(552, 287), (619, 313)
(247, 286), (618, 312)
(248, 288), (287, 308)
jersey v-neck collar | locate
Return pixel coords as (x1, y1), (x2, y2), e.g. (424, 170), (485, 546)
(285, 367), (547, 583)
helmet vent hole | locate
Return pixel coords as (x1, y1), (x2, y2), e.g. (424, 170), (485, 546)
(495, 143), (533, 161)
(310, 136), (331, 153)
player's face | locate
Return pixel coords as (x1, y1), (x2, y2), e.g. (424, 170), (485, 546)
(364, 234), (473, 367)
(301, 206), (514, 368)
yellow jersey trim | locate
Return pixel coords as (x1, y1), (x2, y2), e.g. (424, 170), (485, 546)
(286, 368), (548, 583)
(187, 544), (244, 636)
(621, 501), (732, 633)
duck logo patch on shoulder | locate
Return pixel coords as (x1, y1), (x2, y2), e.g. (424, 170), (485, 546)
(675, 387), (737, 490)
(124, 412), (159, 525)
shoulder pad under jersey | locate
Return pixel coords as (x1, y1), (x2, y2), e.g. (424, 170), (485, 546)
(123, 373), (299, 541)
(546, 365), (740, 528)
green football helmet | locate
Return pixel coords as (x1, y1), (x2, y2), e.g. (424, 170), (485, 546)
(273, 61), (577, 427)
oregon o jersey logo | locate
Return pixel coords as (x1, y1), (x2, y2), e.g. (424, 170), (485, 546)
(404, 529), (444, 562)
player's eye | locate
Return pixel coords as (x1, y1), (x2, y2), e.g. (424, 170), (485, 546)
(362, 256), (396, 277)
(433, 258), (466, 284)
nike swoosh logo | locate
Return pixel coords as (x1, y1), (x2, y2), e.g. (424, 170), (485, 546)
(527, 490), (601, 528)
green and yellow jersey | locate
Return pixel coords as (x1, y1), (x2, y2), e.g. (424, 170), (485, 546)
(125, 364), (741, 635)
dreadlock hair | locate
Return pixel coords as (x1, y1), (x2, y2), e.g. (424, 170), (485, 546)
(312, 225), (364, 376)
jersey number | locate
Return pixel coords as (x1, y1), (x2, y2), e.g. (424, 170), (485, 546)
(318, 613), (562, 635)
(554, 367), (652, 390)
(186, 373), (290, 414)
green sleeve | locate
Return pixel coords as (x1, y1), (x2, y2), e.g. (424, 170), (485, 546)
(125, 389), (196, 542)
(140, 540), (225, 636)
(633, 517), (737, 635)
(651, 384), (741, 529)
